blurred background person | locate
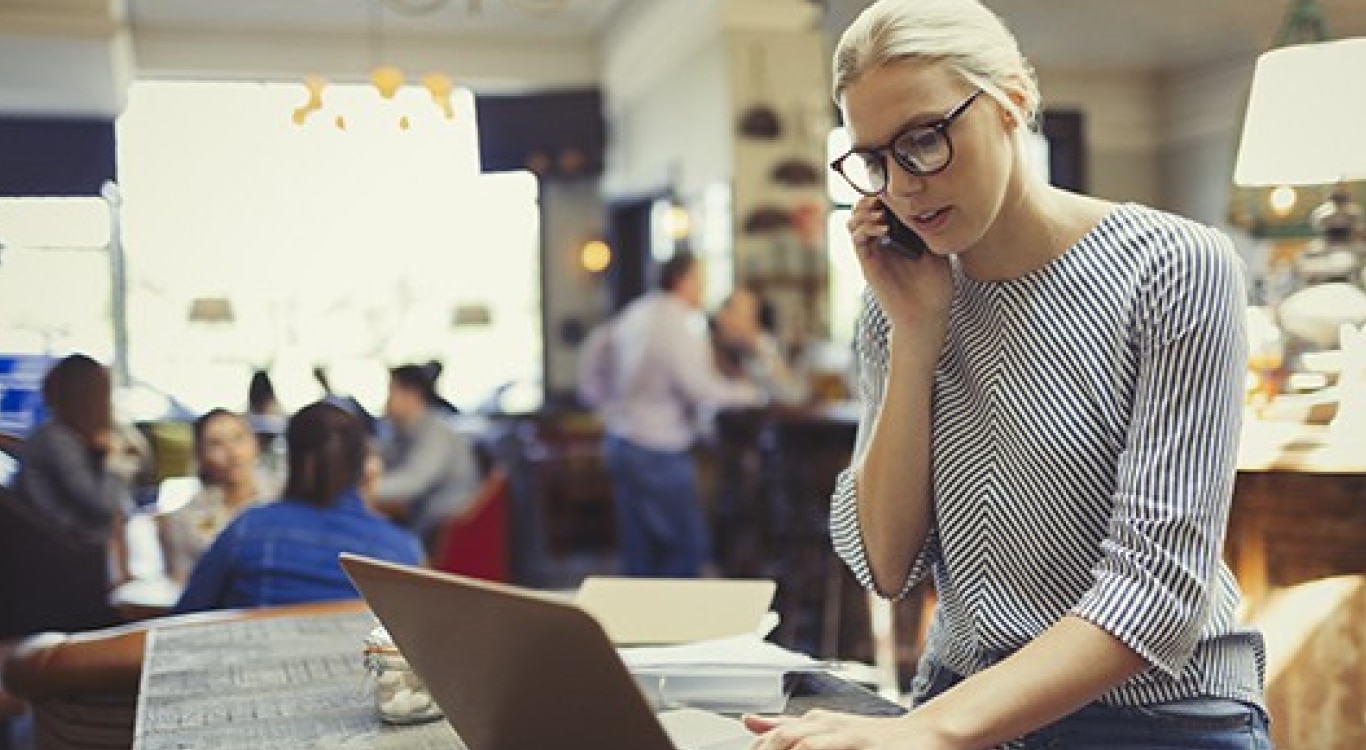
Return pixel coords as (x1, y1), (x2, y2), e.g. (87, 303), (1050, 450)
(13, 354), (130, 557)
(584, 251), (765, 577)
(246, 368), (287, 464)
(371, 363), (480, 553)
(172, 400), (421, 613)
(711, 286), (809, 405)
(157, 408), (280, 583)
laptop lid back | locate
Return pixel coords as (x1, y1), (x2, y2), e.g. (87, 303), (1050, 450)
(340, 554), (675, 750)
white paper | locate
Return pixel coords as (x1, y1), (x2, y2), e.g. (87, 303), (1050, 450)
(618, 633), (818, 671)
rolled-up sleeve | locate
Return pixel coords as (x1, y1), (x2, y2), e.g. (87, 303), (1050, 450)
(829, 289), (936, 601)
(1070, 236), (1248, 677)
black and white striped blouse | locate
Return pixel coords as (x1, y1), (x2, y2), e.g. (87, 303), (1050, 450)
(830, 202), (1265, 708)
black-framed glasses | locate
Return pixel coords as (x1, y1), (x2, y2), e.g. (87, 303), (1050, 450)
(830, 89), (985, 197)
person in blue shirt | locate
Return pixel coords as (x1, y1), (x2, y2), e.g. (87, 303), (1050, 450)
(174, 400), (422, 613)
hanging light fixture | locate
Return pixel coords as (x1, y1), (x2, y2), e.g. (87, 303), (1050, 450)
(292, 0), (575, 130)
(293, 0), (459, 130)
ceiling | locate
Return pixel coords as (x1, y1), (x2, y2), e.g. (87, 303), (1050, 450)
(123, 0), (1366, 72)
(127, 0), (634, 39)
(986, 0), (1366, 71)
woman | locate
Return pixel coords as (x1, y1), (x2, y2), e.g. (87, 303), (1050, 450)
(158, 408), (278, 583)
(744, 1), (1268, 748)
(173, 400), (422, 613)
(14, 354), (126, 546)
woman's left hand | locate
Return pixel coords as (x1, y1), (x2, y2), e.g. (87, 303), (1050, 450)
(743, 710), (957, 750)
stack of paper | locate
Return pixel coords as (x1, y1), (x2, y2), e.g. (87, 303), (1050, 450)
(619, 633), (820, 713)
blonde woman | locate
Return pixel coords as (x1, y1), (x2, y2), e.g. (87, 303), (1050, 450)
(744, 1), (1268, 748)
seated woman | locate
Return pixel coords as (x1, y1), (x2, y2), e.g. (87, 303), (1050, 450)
(158, 408), (280, 583)
(710, 287), (808, 405)
(13, 354), (128, 548)
(173, 400), (422, 613)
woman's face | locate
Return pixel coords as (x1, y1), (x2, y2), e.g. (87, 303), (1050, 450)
(840, 58), (1017, 257)
(197, 414), (258, 487)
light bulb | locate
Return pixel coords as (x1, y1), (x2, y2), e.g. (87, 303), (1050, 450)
(580, 240), (612, 273)
(371, 65), (405, 99)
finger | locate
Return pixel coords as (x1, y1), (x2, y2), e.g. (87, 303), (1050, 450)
(742, 714), (790, 733)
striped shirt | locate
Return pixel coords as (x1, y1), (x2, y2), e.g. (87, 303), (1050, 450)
(831, 203), (1265, 708)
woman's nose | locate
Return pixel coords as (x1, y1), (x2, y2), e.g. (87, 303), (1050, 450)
(884, 164), (928, 197)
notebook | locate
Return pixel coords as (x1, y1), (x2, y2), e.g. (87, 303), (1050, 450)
(574, 576), (777, 645)
(339, 554), (758, 750)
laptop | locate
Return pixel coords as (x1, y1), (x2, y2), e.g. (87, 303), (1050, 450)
(339, 554), (759, 750)
(574, 576), (777, 645)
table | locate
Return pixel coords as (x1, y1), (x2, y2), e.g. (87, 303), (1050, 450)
(1229, 418), (1366, 613)
(133, 606), (903, 750)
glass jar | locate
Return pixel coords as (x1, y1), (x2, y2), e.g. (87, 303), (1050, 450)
(363, 625), (443, 725)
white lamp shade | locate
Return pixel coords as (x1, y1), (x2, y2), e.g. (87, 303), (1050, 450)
(1233, 37), (1366, 187)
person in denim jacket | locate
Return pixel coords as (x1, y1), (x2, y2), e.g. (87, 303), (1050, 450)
(174, 401), (421, 613)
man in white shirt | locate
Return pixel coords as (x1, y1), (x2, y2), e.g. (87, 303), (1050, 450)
(579, 252), (763, 576)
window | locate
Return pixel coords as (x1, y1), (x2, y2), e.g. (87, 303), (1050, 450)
(115, 80), (543, 414)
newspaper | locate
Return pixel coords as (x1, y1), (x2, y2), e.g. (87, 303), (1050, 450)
(134, 609), (464, 750)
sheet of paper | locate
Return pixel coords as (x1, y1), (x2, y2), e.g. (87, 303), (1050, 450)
(618, 633), (819, 671)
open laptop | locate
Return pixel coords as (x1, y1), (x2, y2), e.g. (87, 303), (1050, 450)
(574, 576), (776, 645)
(339, 554), (759, 750)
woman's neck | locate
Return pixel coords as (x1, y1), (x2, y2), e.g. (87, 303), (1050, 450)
(220, 476), (258, 508)
(962, 179), (1113, 282)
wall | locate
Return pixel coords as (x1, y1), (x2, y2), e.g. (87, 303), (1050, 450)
(1040, 67), (1163, 207)
(1159, 54), (1268, 274)
(0, 0), (131, 117)
(600, 0), (732, 199)
(727, 24), (830, 343)
(540, 178), (607, 399)
(131, 27), (600, 93)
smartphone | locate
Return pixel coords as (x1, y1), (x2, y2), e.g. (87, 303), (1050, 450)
(877, 200), (928, 260)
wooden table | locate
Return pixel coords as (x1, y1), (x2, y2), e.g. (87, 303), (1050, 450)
(133, 603), (903, 750)
(1229, 418), (1366, 613)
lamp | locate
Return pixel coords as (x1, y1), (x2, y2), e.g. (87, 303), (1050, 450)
(188, 297), (235, 324)
(293, 0), (570, 129)
(1230, 0), (1366, 240)
(293, 0), (459, 130)
(1234, 36), (1366, 297)
(1234, 20), (1366, 433)
(1234, 38), (1366, 189)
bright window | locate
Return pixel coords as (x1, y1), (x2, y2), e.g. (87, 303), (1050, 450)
(115, 80), (542, 414)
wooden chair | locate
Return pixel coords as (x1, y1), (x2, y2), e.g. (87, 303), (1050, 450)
(1, 600), (366, 750)
(0, 433), (23, 461)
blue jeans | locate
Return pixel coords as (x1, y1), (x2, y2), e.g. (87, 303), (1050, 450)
(602, 435), (709, 577)
(910, 660), (1273, 750)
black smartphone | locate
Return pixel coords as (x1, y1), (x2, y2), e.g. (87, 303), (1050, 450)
(877, 200), (928, 260)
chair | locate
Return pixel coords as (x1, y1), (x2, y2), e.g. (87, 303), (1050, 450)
(432, 468), (511, 582)
(1, 600), (366, 750)
(0, 486), (120, 642)
(0, 433), (23, 462)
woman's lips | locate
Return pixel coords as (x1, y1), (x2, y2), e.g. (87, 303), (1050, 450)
(911, 206), (952, 234)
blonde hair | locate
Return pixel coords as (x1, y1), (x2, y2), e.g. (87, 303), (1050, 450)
(832, 0), (1041, 135)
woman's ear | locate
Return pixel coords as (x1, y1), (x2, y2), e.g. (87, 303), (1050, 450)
(999, 71), (1033, 130)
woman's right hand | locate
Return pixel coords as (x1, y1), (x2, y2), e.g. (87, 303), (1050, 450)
(848, 196), (954, 337)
